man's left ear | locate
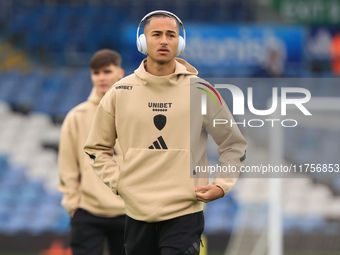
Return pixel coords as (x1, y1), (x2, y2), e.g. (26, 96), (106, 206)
(119, 68), (125, 79)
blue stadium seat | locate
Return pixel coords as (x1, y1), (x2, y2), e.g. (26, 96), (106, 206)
(284, 215), (328, 234)
(33, 90), (59, 115)
(1, 214), (28, 234)
(298, 215), (326, 234)
(0, 190), (18, 209)
(0, 154), (8, 176)
(204, 192), (238, 234)
(56, 213), (71, 234)
(11, 72), (43, 109)
(8, 7), (41, 34)
(1, 166), (27, 187)
(0, 204), (11, 226)
(283, 216), (300, 234)
(19, 184), (44, 206)
(0, 150), (65, 234)
(26, 215), (56, 235)
(54, 90), (85, 117)
(0, 71), (21, 103)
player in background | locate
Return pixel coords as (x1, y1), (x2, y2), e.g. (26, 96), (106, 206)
(85, 11), (247, 255)
(58, 49), (125, 255)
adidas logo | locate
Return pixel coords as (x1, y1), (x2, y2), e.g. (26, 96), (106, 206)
(149, 136), (168, 149)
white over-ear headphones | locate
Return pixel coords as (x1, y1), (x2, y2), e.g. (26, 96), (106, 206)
(136, 10), (186, 56)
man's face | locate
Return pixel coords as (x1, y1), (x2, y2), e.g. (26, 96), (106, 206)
(144, 17), (179, 64)
(91, 64), (124, 97)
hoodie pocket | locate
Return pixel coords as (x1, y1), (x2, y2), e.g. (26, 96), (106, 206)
(117, 148), (196, 221)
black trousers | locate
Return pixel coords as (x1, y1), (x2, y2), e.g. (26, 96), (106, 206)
(70, 208), (126, 255)
(125, 211), (205, 255)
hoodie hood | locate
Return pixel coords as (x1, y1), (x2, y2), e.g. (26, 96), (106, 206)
(87, 88), (102, 105)
(134, 58), (198, 86)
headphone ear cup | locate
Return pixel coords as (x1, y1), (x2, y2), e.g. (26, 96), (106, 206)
(137, 34), (148, 55)
(176, 36), (186, 56)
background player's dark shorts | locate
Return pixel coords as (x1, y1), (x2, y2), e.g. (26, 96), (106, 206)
(125, 211), (205, 255)
(70, 208), (126, 255)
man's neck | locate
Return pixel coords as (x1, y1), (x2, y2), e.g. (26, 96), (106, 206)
(145, 57), (176, 76)
(96, 90), (104, 99)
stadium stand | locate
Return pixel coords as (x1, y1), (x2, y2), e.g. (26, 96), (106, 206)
(0, 1), (255, 68)
(0, 101), (69, 236)
(0, 68), (92, 122)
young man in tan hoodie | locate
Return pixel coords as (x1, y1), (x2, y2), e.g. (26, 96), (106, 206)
(84, 11), (247, 255)
(58, 49), (125, 255)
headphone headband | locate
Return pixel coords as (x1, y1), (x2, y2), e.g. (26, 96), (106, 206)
(136, 10), (186, 55)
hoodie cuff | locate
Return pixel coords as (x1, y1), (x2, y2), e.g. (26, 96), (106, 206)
(214, 184), (228, 197)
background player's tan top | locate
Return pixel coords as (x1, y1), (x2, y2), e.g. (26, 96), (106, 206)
(84, 59), (247, 222)
(58, 88), (125, 217)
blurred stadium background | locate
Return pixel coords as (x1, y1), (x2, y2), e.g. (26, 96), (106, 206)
(0, 0), (340, 254)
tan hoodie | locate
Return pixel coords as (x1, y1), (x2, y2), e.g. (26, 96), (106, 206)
(58, 88), (125, 217)
(84, 59), (247, 222)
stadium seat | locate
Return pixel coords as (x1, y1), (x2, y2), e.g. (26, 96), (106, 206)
(0, 154), (8, 176)
(204, 192), (238, 234)
(299, 215), (326, 234)
(13, 72), (43, 113)
(0, 71), (21, 103)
